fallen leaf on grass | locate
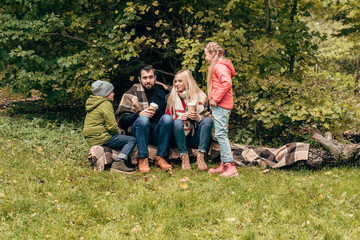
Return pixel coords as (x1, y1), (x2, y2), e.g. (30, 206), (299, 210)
(214, 178), (219, 182)
(225, 218), (236, 222)
(289, 188), (294, 194)
(180, 177), (189, 182)
(31, 213), (38, 217)
(262, 169), (269, 174)
(131, 226), (140, 233)
(312, 230), (318, 236)
(245, 217), (252, 223)
(179, 183), (188, 189)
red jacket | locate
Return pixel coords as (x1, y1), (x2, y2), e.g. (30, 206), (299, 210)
(209, 59), (235, 110)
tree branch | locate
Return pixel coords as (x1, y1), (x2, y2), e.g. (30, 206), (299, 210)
(43, 33), (98, 47)
(155, 69), (175, 77)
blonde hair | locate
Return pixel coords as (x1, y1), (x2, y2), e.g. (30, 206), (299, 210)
(167, 70), (207, 110)
(205, 41), (224, 97)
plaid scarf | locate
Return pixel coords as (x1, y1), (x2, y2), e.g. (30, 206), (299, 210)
(167, 91), (211, 136)
(115, 82), (170, 131)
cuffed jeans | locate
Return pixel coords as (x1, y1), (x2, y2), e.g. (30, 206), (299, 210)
(131, 114), (174, 158)
(173, 117), (213, 155)
(102, 134), (137, 160)
(212, 106), (233, 163)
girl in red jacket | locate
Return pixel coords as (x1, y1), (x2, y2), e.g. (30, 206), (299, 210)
(205, 41), (239, 177)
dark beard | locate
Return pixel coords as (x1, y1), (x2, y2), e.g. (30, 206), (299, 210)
(142, 83), (155, 90)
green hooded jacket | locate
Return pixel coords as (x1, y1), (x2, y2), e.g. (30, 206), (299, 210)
(83, 95), (120, 147)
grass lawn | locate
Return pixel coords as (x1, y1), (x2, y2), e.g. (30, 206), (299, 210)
(1, 112), (360, 239)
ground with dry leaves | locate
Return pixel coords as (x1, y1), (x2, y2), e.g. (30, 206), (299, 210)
(1, 92), (360, 239)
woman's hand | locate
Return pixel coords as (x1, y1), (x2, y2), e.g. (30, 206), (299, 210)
(180, 113), (189, 120)
(189, 111), (199, 121)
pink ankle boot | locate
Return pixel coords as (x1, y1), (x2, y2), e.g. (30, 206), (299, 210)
(208, 162), (225, 174)
(219, 162), (239, 177)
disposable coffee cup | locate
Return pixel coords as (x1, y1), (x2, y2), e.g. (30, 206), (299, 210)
(150, 102), (158, 110)
(187, 103), (196, 112)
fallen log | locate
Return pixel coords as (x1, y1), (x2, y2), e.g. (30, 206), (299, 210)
(313, 132), (360, 165)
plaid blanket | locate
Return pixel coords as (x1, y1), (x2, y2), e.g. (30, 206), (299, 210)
(115, 82), (170, 132)
(209, 142), (309, 168)
(88, 141), (309, 170)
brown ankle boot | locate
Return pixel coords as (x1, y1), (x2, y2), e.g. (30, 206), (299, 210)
(138, 158), (150, 173)
(196, 152), (208, 171)
(181, 154), (191, 170)
(154, 156), (172, 170)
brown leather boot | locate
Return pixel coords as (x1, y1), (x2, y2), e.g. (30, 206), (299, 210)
(138, 158), (150, 173)
(154, 156), (172, 170)
(196, 152), (208, 171)
(181, 154), (191, 170)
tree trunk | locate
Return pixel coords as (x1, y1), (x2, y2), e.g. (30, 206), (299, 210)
(354, 59), (359, 96)
(288, 0), (297, 74)
(289, 54), (295, 74)
(265, 0), (271, 38)
(290, 0), (298, 22)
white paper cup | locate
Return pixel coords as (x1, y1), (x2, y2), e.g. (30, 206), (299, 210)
(187, 103), (196, 112)
(150, 102), (158, 110)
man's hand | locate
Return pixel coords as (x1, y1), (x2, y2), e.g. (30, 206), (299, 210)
(139, 107), (156, 118)
(210, 99), (217, 106)
(188, 111), (199, 121)
(180, 113), (189, 120)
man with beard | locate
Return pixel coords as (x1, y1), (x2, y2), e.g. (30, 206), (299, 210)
(115, 65), (173, 173)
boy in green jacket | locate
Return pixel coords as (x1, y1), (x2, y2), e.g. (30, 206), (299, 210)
(83, 80), (136, 174)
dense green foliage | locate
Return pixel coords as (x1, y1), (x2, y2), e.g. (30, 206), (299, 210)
(1, 114), (360, 239)
(1, 0), (360, 144)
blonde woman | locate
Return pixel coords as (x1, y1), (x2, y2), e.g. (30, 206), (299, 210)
(204, 41), (238, 177)
(166, 70), (213, 170)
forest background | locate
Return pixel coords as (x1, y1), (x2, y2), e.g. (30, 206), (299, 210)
(1, 0), (360, 146)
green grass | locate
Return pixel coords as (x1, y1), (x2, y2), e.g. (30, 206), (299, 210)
(1, 114), (360, 239)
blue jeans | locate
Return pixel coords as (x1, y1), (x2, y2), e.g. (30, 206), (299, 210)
(173, 117), (213, 155)
(212, 106), (233, 162)
(102, 134), (137, 160)
(131, 114), (174, 158)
